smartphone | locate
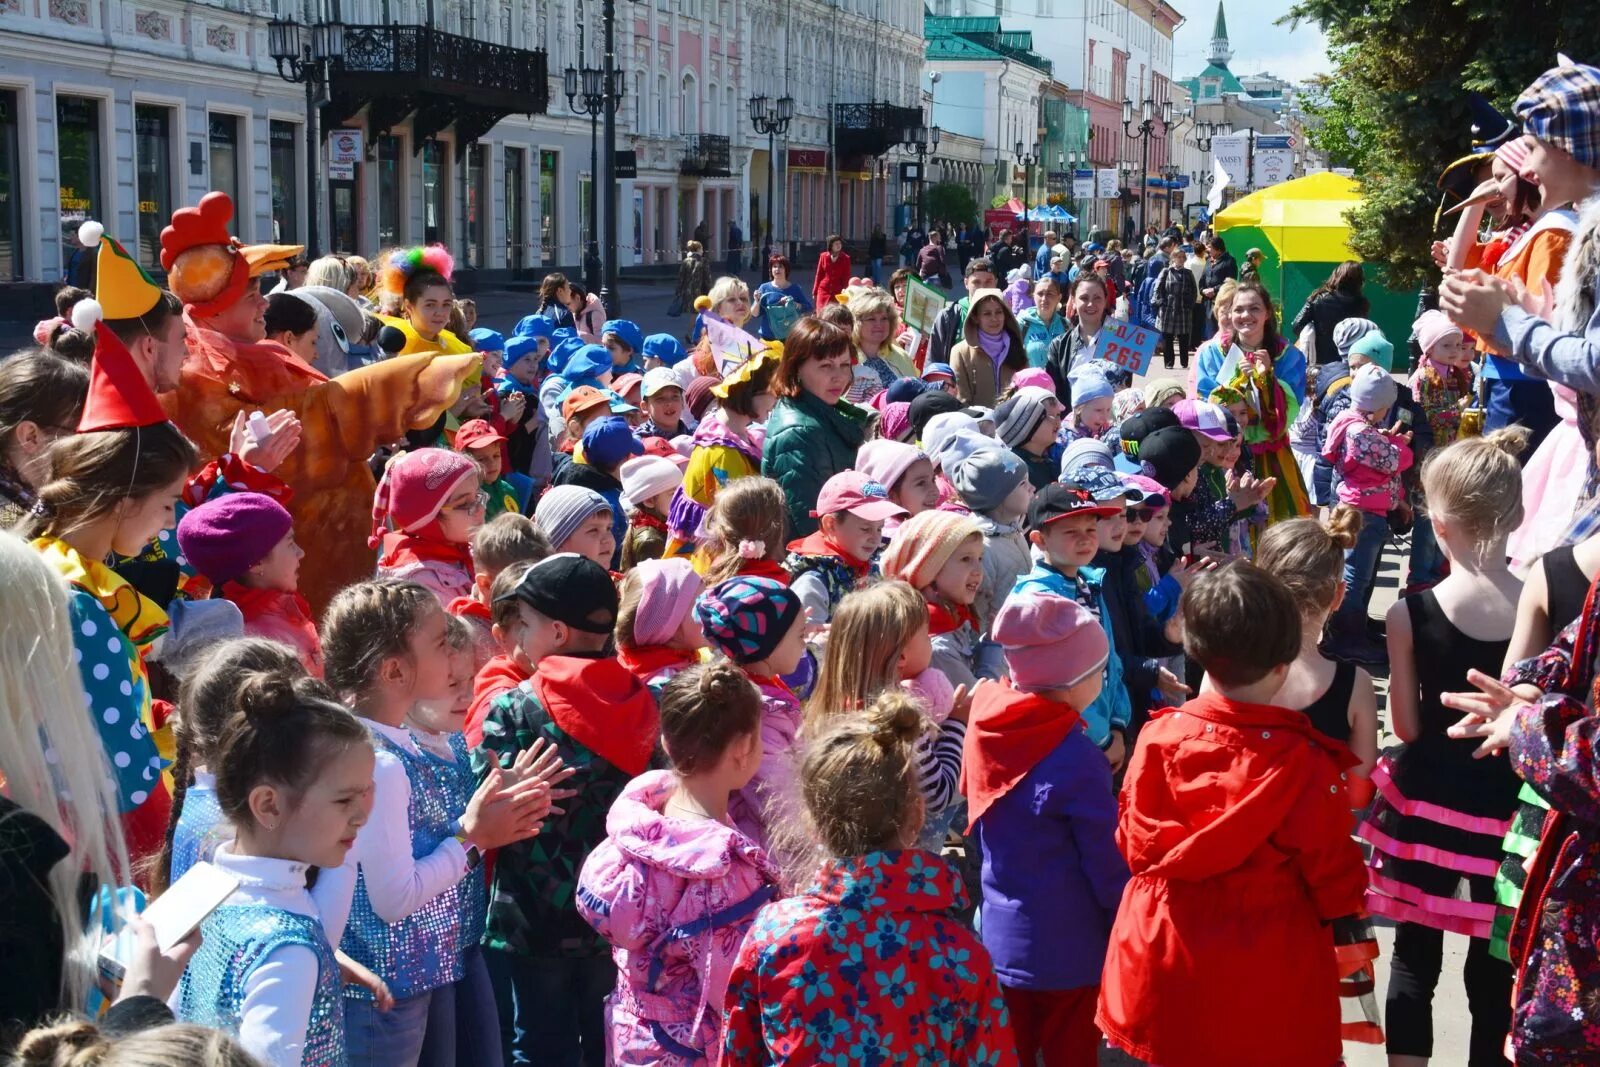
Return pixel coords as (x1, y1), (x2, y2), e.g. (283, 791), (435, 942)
(1396, 407), (1414, 427)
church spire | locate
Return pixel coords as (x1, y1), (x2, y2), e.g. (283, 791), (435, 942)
(1208, 1), (1233, 68)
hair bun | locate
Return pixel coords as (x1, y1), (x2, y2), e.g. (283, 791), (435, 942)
(1482, 425), (1530, 458)
(12, 1020), (108, 1067)
(1322, 505), (1362, 551)
(863, 690), (927, 751)
(232, 666), (327, 720)
(698, 661), (756, 706)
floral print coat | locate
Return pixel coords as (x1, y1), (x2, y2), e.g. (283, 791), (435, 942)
(720, 849), (1019, 1066)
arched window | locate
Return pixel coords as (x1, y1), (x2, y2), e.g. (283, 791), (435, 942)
(682, 71), (699, 134)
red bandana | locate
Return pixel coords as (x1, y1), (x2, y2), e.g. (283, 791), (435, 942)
(927, 599), (977, 637)
(737, 558), (792, 585)
(786, 530), (872, 581)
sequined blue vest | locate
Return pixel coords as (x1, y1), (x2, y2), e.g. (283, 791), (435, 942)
(426, 733), (486, 949)
(340, 729), (468, 999)
(176, 903), (346, 1067)
(170, 778), (228, 884)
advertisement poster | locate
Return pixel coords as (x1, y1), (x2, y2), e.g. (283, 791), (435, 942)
(1095, 168), (1120, 200)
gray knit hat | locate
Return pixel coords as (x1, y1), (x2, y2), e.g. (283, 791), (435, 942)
(951, 444), (1028, 514)
(534, 485), (612, 550)
(994, 387), (1057, 449)
(1332, 317), (1380, 358)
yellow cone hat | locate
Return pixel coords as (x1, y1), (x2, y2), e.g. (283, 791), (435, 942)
(77, 220), (163, 321)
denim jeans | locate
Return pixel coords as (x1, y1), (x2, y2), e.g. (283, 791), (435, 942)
(1333, 508), (1390, 627)
(1406, 507), (1446, 588)
(345, 989), (433, 1067)
(419, 947), (503, 1067)
(502, 953), (616, 1067)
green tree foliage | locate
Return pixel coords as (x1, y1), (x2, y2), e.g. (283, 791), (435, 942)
(926, 182), (980, 228)
(1287, 0), (1600, 288)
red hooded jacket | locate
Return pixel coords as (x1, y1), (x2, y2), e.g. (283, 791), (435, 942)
(1096, 691), (1367, 1067)
(466, 653), (532, 749)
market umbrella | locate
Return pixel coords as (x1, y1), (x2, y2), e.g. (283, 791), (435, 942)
(1213, 172), (1417, 349)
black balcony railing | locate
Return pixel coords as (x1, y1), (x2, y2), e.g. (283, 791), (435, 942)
(834, 102), (923, 158)
(681, 134), (732, 177)
(326, 25), (549, 158)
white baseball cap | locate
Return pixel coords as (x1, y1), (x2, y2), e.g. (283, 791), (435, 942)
(642, 366), (684, 398)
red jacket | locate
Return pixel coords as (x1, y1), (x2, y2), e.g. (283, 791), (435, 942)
(1096, 691), (1366, 1067)
(466, 653), (532, 749)
(222, 582), (324, 678)
(812, 250), (852, 307)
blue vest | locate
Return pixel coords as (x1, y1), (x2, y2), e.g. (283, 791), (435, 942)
(340, 728), (468, 999)
(177, 903), (346, 1067)
(170, 778), (227, 885)
(421, 733), (486, 950)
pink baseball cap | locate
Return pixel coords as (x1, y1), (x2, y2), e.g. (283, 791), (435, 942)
(1174, 398), (1234, 442)
(811, 470), (910, 522)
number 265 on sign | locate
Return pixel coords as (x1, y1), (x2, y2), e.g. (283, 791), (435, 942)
(1091, 318), (1159, 377)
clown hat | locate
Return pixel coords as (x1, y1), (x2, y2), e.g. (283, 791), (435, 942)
(76, 220), (164, 321)
(159, 191), (302, 316)
(68, 298), (169, 433)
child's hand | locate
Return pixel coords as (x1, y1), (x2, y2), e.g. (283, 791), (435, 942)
(461, 767), (554, 849)
(509, 739), (579, 805)
(947, 684), (972, 725)
(501, 391), (527, 426)
(337, 951), (395, 1012)
(1442, 669), (1542, 758)
(1226, 469), (1275, 509)
(230, 408), (302, 472)
(115, 915), (201, 1005)
(1155, 667), (1191, 704)
(1166, 555), (1215, 589)
(1104, 731), (1127, 772)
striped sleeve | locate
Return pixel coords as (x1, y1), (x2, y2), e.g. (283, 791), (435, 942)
(915, 718), (967, 815)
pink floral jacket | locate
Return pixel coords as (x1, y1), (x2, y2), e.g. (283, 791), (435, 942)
(1322, 408), (1413, 514)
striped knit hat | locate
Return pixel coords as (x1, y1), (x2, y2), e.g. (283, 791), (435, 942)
(369, 447), (480, 549)
(694, 575), (802, 665)
(534, 485), (612, 551)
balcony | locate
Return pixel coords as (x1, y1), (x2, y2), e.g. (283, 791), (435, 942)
(326, 25), (549, 158)
(834, 102), (924, 159)
(680, 134), (732, 177)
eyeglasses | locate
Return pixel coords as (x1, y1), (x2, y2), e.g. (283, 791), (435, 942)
(1127, 507), (1157, 523)
(442, 491), (489, 515)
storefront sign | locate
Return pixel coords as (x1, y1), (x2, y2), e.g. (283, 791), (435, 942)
(1072, 169), (1095, 200)
(329, 129), (363, 166)
(1094, 168), (1120, 199)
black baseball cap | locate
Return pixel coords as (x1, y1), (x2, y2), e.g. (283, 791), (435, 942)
(1028, 481), (1122, 531)
(495, 552), (618, 633)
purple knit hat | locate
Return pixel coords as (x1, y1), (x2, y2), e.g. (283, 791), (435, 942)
(879, 401), (912, 443)
(993, 592), (1109, 691)
(694, 575), (802, 665)
(177, 492), (294, 585)
(629, 557), (704, 646)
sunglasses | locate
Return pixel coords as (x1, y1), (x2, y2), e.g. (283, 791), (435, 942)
(1127, 507), (1157, 523)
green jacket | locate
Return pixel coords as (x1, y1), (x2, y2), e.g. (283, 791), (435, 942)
(761, 390), (868, 538)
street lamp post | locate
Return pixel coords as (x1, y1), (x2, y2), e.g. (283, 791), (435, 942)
(903, 123), (940, 235)
(267, 12), (345, 257)
(564, 46), (604, 297)
(1014, 139), (1038, 236)
(1122, 97), (1175, 241)
(600, 0), (620, 312)
(1160, 163), (1181, 226)
(749, 94), (795, 268)
(565, 2), (625, 311)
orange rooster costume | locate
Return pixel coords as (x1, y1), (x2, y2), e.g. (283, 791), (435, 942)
(157, 193), (477, 613)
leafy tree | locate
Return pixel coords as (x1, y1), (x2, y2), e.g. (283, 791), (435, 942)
(925, 182), (979, 229)
(1286, 0), (1600, 287)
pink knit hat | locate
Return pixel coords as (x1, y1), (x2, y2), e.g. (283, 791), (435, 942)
(856, 440), (926, 493)
(992, 593), (1109, 691)
(369, 447), (480, 548)
(628, 557), (704, 646)
(1413, 309), (1463, 356)
(1011, 367), (1055, 393)
(880, 509), (985, 589)
(880, 401), (912, 443)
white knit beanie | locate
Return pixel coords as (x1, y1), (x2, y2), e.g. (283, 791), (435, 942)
(619, 455), (684, 509)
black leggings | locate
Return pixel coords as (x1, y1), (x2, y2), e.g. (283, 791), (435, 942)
(1384, 862), (1512, 1064)
(1160, 332), (1190, 369)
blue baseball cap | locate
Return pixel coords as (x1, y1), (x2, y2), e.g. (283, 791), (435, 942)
(921, 362), (955, 381)
(885, 377), (928, 404)
(514, 313), (557, 339)
(582, 415), (646, 469)
(642, 333), (688, 366)
(600, 319), (644, 354)
(1070, 464), (1141, 504)
(467, 327), (505, 353)
(504, 333), (546, 369)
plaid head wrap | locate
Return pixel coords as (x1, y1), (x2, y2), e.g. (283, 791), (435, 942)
(1515, 63), (1600, 170)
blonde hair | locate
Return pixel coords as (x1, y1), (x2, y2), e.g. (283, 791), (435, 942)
(848, 287), (900, 346)
(11, 1021), (264, 1067)
(805, 581), (926, 734)
(697, 477), (787, 584)
(615, 567), (650, 651)
(1255, 512), (1360, 616)
(801, 689), (928, 856)
(708, 275), (750, 315)
(0, 533), (128, 1010)
(1420, 428), (1528, 552)
(1213, 278), (1239, 321)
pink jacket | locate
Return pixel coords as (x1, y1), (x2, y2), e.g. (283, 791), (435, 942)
(376, 557), (474, 606)
(577, 771), (779, 1065)
(1322, 408), (1413, 514)
(727, 676), (802, 857)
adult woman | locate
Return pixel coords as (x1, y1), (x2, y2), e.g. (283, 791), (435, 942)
(303, 255), (352, 293)
(263, 292), (320, 367)
(1290, 261), (1370, 366)
(375, 246), (473, 357)
(0, 351), (88, 529)
(1199, 235), (1238, 336)
(1152, 245), (1200, 370)
(950, 289), (1028, 407)
(847, 287), (918, 404)
(1017, 276), (1068, 369)
(688, 276), (758, 378)
(812, 234), (852, 308)
(674, 241), (711, 316)
(762, 317), (866, 538)
(567, 281), (607, 343)
(754, 254), (813, 340)
(538, 272), (577, 329)
(1044, 274), (1115, 403)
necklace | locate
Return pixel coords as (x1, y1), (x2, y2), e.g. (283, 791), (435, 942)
(666, 793), (718, 821)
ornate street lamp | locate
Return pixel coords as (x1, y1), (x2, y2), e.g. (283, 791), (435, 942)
(749, 93), (795, 264)
(267, 11), (345, 256)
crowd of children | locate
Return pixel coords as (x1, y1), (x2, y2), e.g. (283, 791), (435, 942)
(14, 58), (1600, 1067)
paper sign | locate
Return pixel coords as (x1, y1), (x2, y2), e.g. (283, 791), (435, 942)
(703, 314), (765, 378)
(329, 129), (363, 166)
(1215, 343), (1246, 389)
(902, 274), (947, 334)
(1090, 317), (1160, 377)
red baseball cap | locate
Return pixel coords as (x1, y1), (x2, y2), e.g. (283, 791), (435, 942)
(640, 434), (690, 470)
(810, 470), (909, 522)
(454, 418), (506, 451)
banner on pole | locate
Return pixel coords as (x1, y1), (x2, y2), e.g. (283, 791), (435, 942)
(1094, 168), (1120, 199)
(1072, 169), (1095, 199)
(902, 274), (947, 335)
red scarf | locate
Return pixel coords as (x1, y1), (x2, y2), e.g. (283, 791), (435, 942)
(737, 558), (792, 585)
(447, 597), (492, 623)
(961, 679), (1083, 830)
(534, 654), (659, 775)
(618, 644), (700, 683)
(629, 511), (668, 534)
(379, 530), (476, 577)
(743, 672), (795, 698)
(785, 529), (871, 581)
(221, 581), (323, 673)
(927, 600), (976, 637)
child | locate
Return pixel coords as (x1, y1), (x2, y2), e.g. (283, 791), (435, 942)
(1253, 515), (1379, 800)
(469, 326), (505, 379)
(638, 367), (690, 441)
(807, 580), (970, 848)
(720, 690), (1019, 1066)
(473, 553), (659, 1067)
(371, 447), (486, 605)
(855, 439), (940, 535)
(949, 288), (1028, 407)
(965, 592), (1128, 1067)
(921, 362), (958, 394)
(1407, 309), (1476, 588)
(454, 418), (524, 519)
(694, 475), (790, 585)
(601, 318), (644, 375)
(611, 373), (646, 428)
(615, 557), (708, 690)
(1064, 363), (1115, 443)
(1098, 563), (1368, 1067)
(618, 453), (683, 571)
(322, 579), (552, 1064)
(694, 575), (807, 856)
(576, 663), (778, 1066)
(534, 484), (617, 571)
(1012, 481), (1134, 768)
(177, 492), (323, 676)
(454, 512), (551, 663)
(156, 637), (304, 891)
(555, 414), (645, 567)
(464, 560), (537, 750)
(641, 332), (688, 372)
(1361, 431), (1526, 1065)
(783, 469), (906, 625)
(949, 445), (1034, 649)
(881, 509), (990, 689)
(995, 386), (1065, 489)
(1321, 364), (1414, 663)
(497, 332), (552, 489)
(174, 670), (376, 1067)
